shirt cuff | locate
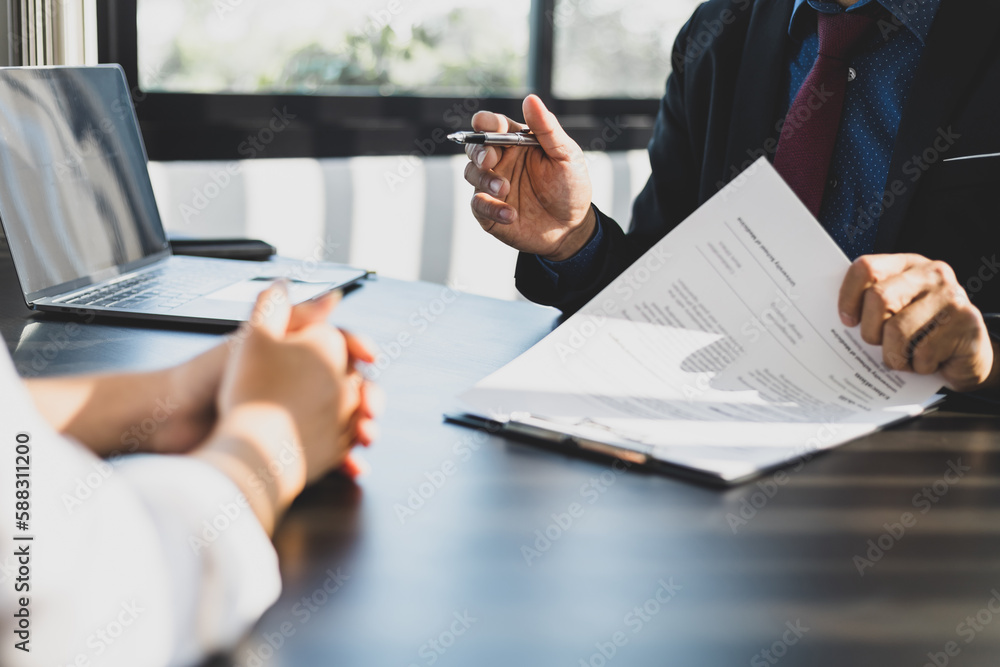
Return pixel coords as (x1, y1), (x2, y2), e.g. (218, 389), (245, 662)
(114, 454), (282, 664)
(535, 207), (607, 288)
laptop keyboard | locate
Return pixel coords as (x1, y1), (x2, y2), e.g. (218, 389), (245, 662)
(60, 261), (246, 311)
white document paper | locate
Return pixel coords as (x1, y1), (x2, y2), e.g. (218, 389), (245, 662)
(461, 159), (944, 480)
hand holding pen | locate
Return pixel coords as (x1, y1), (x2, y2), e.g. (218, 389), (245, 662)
(448, 131), (541, 147)
(459, 94), (597, 262)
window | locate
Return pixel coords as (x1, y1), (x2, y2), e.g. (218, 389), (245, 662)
(552, 0), (702, 99)
(100, 0), (697, 160)
(138, 0), (532, 97)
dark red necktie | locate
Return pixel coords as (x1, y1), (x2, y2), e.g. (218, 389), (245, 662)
(773, 10), (880, 217)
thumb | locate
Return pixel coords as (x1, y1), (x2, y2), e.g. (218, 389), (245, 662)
(523, 94), (579, 162)
(249, 280), (293, 338)
(288, 289), (342, 333)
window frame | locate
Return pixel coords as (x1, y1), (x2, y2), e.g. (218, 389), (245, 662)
(98, 0), (660, 160)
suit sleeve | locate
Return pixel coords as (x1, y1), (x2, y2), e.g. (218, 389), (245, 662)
(514, 10), (705, 314)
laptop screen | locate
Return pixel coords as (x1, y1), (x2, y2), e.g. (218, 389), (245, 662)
(0, 66), (169, 298)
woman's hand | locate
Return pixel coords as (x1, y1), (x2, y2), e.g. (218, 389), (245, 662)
(27, 286), (378, 465)
(196, 283), (378, 532)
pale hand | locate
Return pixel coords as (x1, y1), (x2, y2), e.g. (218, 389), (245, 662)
(150, 291), (377, 457)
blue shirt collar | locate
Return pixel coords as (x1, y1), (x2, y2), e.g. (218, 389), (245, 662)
(789, 0), (941, 44)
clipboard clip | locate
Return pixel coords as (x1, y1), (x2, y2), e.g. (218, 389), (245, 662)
(505, 412), (651, 466)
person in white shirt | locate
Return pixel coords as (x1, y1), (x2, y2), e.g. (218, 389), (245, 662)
(0, 281), (377, 666)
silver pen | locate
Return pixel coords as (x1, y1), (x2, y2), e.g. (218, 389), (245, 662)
(447, 131), (540, 147)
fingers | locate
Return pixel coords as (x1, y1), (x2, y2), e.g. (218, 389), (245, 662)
(249, 280), (293, 338)
(841, 254), (992, 387)
(341, 329), (376, 364)
(339, 453), (363, 479)
(849, 258), (957, 346)
(905, 307), (973, 376)
(361, 381), (386, 419)
(466, 97), (579, 169)
(522, 94), (579, 163)
(463, 160), (508, 198)
(336, 334), (381, 430)
(471, 192), (516, 228)
(320, 325), (355, 374)
(354, 378), (383, 423)
(344, 373), (381, 446)
(471, 110), (526, 133)
(287, 290), (342, 332)
(895, 302), (987, 385)
(339, 453), (367, 480)
(264, 291), (374, 366)
(877, 287), (957, 371)
(248, 286), (382, 456)
(858, 268), (934, 345)
(355, 417), (379, 447)
(838, 254), (926, 327)
(466, 108), (528, 171)
(300, 327), (374, 390)
(466, 144), (502, 171)
(338, 380), (379, 455)
(284, 316), (379, 423)
(462, 147), (511, 228)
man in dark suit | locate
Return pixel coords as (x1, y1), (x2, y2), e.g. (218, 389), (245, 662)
(462, 0), (1000, 393)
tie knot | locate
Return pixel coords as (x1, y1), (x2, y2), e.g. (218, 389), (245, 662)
(816, 9), (881, 61)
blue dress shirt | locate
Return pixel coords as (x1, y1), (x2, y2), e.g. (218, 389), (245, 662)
(788, 0), (941, 257)
(538, 0), (941, 286)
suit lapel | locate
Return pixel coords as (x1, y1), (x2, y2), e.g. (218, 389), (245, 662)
(721, 0), (795, 186)
(874, 0), (1000, 252)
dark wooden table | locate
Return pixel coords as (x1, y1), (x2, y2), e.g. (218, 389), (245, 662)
(3, 247), (1000, 667)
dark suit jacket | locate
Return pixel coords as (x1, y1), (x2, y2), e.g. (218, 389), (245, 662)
(515, 0), (1000, 320)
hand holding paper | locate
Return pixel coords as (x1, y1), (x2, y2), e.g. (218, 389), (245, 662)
(838, 253), (998, 391)
(457, 159), (945, 484)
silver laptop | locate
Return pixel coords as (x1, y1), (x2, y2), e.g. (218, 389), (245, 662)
(0, 65), (368, 326)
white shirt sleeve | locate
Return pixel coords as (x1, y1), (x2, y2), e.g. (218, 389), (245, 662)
(0, 349), (281, 667)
